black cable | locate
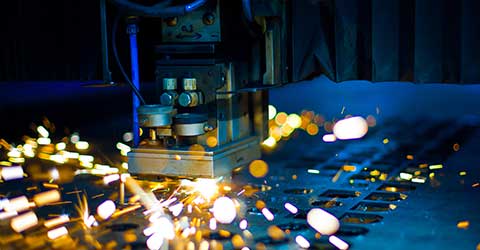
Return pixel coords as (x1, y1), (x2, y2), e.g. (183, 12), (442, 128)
(111, 13), (147, 105)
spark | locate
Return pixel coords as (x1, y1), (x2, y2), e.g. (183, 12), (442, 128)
(33, 190), (61, 207)
(47, 226), (68, 240)
(400, 172), (413, 180)
(262, 136), (277, 148)
(307, 208), (340, 235)
(11, 211), (38, 233)
(78, 155), (94, 163)
(429, 164), (443, 170)
(261, 208), (274, 221)
(55, 142), (66, 151)
(37, 137), (52, 145)
(308, 169), (320, 174)
(169, 203), (184, 217)
(85, 215), (97, 228)
(49, 168), (60, 180)
(332, 116), (368, 140)
(121, 162), (129, 169)
(342, 165), (356, 172)
(329, 235), (349, 250)
(267, 225), (285, 240)
(49, 154), (65, 164)
(44, 215), (70, 228)
(295, 235), (310, 249)
(91, 193), (104, 199)
(75, 141), (89, 150)
(239, 219), (248, 230)
(231, 234), (246, 249)
(7, 149), (22, 158)
(4, 196), (31, 212)
(1, 166), (24, 181)
(212, 197), (237, 224)
(97, 200), (116, 220)
(181, 178), (219, 201)
(116, 142), (131, 156)
(457, 220), (469, 229)
(209, 218), (217, 230)
(411, 177), (426, 184)
(322, 134), (337, 142)
(75, 194), (91, 228)
(332, 169), (343, 183)
(103, 174), (120, 185)
(199, 241), (210, 250)
(124, 177), (159, 210)
(284, 202), (299, 214)
(37, 126), (50, 138)
(112, 204), (141, 218)
(0, 211), (18, 220)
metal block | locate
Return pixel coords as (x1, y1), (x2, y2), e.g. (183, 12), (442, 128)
(128, 136), (260, 178)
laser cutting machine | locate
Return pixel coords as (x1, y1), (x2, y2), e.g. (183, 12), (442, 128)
(118, 0), (290, 178)
(98, 0), (480, 178)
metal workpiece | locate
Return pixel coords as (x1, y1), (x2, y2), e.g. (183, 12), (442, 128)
(128, 136), (260, 178)
(137, 104), (176, 127)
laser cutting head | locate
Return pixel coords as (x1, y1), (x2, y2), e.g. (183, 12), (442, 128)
(127, 0), (288, 178)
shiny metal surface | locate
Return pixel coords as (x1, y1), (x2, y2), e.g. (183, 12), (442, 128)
(174, 123), (205, 136)
(128, 136), (260, 178)
(137, 105), (175, 127)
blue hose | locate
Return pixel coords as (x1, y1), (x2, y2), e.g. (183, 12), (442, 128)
(242, 0), (253, 22)
(185, 0), (208, 12)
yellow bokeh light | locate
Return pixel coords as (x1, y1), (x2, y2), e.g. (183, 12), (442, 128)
(268, 105), (277, 120)
(206, 136), (218, 148)
(286, 114), (302, 129)
(281, 124), (294, 137)
(269, 127), (282, 141)
(249, 160), (269, 178)
(75, 141), (89, 150)
(262, 137), (277, 148)
(55, 142), (66, 151)
(37, 126), (49, 138)
(274, 112), (288, 126)
(306, 124), (319, 136)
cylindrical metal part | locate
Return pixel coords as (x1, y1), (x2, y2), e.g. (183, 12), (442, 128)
(174, 123), (206, 136)
(182, 78), (197, 91)
(163, 78), (177, 90)
(173, 113), (208, 136)
(178, 92), (199, 107)
(160, 92), (178, 106)
(137, 105), (174, 127)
